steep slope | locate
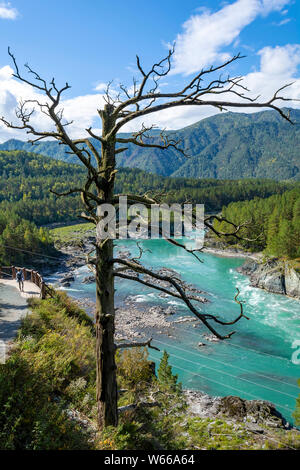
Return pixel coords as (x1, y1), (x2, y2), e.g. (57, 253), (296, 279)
(1, 108), (300, 179)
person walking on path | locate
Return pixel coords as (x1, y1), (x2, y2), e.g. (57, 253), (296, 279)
(16, 269), (24, 292)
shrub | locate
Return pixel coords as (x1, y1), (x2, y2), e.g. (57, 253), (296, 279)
(0, 355), (92, 449)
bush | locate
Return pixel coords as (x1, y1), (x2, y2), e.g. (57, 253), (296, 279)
(0, 355), (92, 449)
(0, 295), (96, 449)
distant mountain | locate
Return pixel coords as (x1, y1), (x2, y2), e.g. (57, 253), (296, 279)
(1, 108), (300, 180)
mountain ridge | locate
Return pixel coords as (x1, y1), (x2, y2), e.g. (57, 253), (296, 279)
(1, 108), (300, 180)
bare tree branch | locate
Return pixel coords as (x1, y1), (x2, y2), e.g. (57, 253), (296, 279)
(116, 123), (188, 157)
(112, 257), (246, 339)
(114, 271), (207, 304)
(115, 337), (160, 351)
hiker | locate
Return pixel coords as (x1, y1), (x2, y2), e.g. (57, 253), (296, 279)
(16, 269), (24, 292)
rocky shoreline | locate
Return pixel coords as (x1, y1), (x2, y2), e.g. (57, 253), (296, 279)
(203, 233), (261, 260)
(70, 278), (206, 343)
(184, 390), (290, 427)
(202, 246), (260, 260)
(183, 390), (300, 438)
(204, 235), (300, 300)
(238, 258), (300, 300)
(50, 231), (209, 342)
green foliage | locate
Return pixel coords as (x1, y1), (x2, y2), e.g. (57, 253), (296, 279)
(0, 150), (85, 226)
(0, 295), (96, 449)
(0, 355), (92, 450)
(214, 188), (300, 258)
(116, 347), (153, 391)
(183, 417), (252, 450)
(50, 223), (94, 243)
(2, 109), (300, 180)
(157, 350), (182, 395)
(0, 149), (297, 233)
(0, 208), (56, 265)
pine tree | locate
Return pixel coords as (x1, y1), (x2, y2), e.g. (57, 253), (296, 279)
(157, 350), (182, 394)
(292, 199), (300, 257)
(266, 207), (281, 256)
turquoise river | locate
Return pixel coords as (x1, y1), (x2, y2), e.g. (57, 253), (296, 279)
(54, 238), (300, 425)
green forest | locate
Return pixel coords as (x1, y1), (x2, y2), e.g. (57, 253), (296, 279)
(0, 210), (55, 266)
(1, 149), (299, 265)
(1, 150), (297, 225)
(2, 108), (300, 180)
(214, 188), (300, 258)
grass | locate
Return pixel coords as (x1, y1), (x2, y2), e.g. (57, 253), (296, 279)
(50, 223), (94, 243)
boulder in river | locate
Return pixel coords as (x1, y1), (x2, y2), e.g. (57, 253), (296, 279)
(164, 306), (176, 315)
(82, 275), (95, 284)
(60, 274), (75, 283)
(216, 395), (289, 428)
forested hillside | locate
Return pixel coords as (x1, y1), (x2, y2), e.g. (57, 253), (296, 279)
(0, 151), (85, 264)
(214, 188), (300, 258)
(1, 108), (300, 180)
(0, 211), (54, 265)
(1, 150), (299, 265)
(0, 150), (297, 225)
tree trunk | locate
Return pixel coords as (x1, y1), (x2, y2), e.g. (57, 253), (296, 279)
(95, 104), (118, 430)
(95, 239), (118, 429)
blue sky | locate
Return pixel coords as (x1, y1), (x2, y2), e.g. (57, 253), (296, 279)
(0, 0), (299, 140)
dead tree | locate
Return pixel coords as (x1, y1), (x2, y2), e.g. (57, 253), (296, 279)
(0, 47), (295, 430)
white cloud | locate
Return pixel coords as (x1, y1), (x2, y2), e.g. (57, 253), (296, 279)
(258, 44), (300, 76)
(0, 2), (18, 19)
(242, 44), (300, 103)
(260, 0), (291, 15)
(60, 93), (106, 137)
(94, 82), (107, 92)
(272, 18), (292, 26)
(1, 44), (300, 142)
(1, 20), (300, 142)
(0, 65), (106, 142)
(122, 44), (300, 131)
(171, 0), (291, 75)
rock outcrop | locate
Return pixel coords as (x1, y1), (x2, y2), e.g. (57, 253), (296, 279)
(184, 391), (292, 429)
(238, 258), (300, 299)
(285, 264), (300, 298)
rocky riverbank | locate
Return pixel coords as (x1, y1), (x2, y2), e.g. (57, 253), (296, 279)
(238, 258), (300, 300)
(203, 233), (261, 260)
(72, 290), (205, 343)
(184, 390), (292, 429)
(204, 234), (300, 300)
(50, 227), (211, 341)
(183, 390), (300, 446)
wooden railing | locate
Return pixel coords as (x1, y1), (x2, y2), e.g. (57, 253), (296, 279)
(0, 266), (47, 299)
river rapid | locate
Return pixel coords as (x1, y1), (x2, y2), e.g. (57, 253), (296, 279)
(50, 238), (300, 425)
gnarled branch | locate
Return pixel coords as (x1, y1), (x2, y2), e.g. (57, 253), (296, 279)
(115, 337), (160, 351)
